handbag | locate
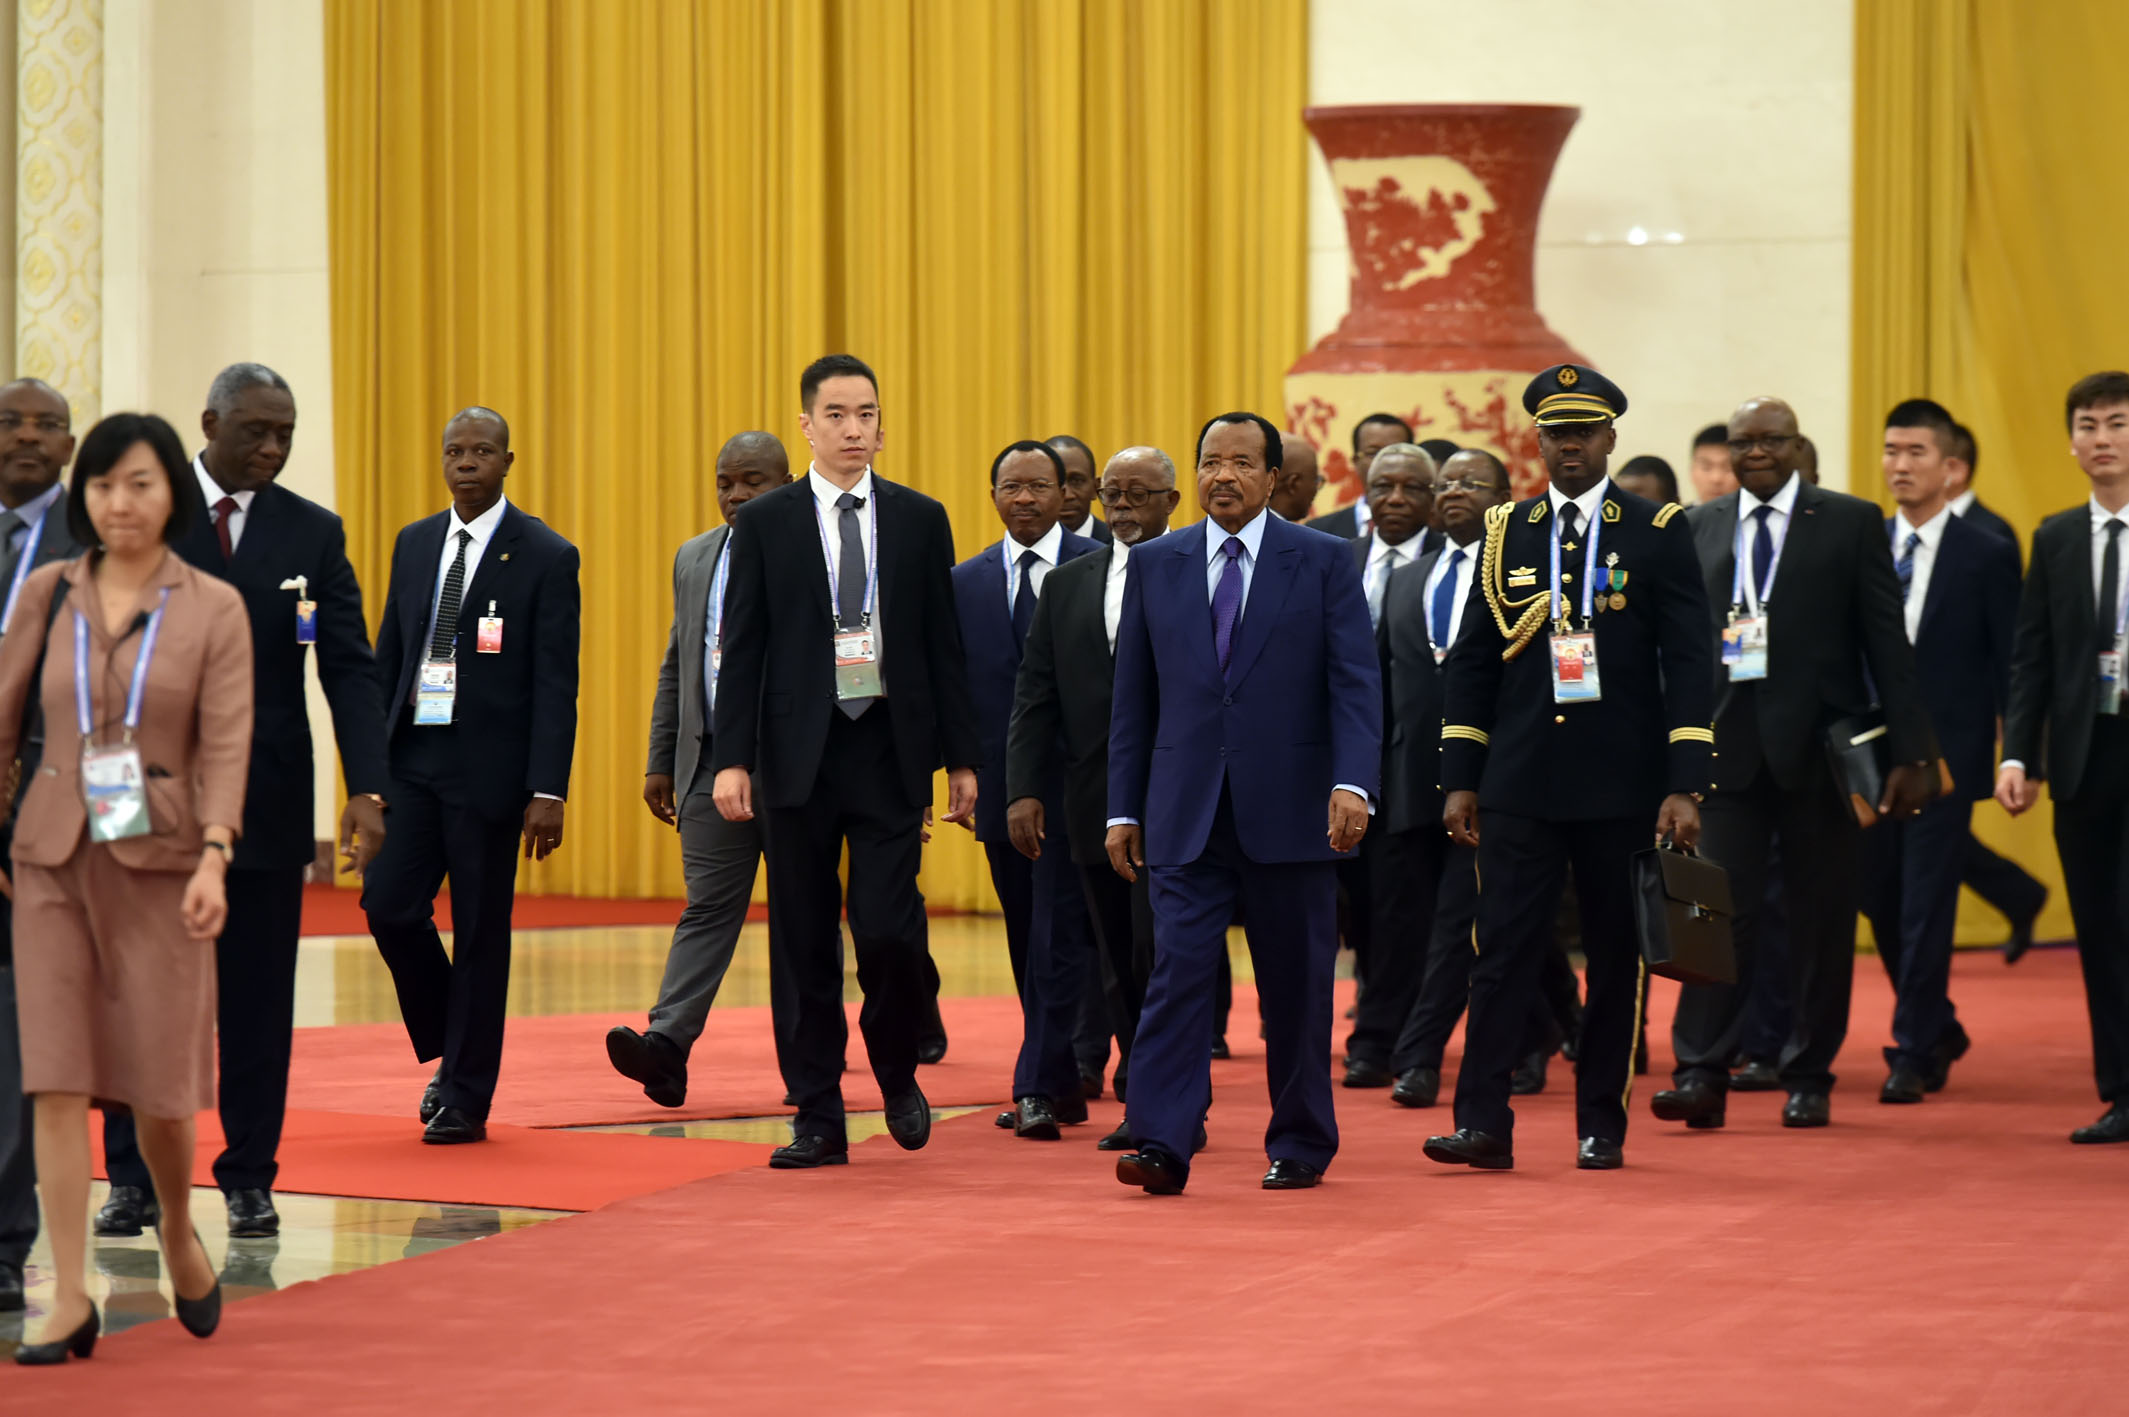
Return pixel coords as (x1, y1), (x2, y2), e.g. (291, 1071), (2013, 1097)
(1630, 843), (1736, 985)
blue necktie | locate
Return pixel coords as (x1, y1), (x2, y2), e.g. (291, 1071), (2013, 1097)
(1431, 546), (1465, 649)
(1750, 504), (1775, 599)
(1211, 536), (1244, 674)
(1011, 548), (1037, 648)
(1895, 530), (1921, 603)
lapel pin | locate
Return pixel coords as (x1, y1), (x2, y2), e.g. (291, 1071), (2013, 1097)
(500, 552), (512, 562)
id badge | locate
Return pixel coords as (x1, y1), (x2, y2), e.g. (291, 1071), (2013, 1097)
(414, 660), (457, 726)
(1551, 631), (1602, 704)
(295, 600), (317, 645)
(82, 743), (151, 842)
(833, 628), (882, 701)
(2102, 651), (2124, 715)
(1723, 614), (1769, 682)
(476, 616), (503, 654)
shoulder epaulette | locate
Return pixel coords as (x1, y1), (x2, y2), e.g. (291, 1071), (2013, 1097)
(1480, 501), (1550, 662)
(1653, 502), (1684, 529)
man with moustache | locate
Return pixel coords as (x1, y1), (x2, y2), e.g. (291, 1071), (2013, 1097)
(364, 407), (580, 1144)
(1108, 412), (1380, 1193)
(95, 364), (391, 1240)
(0, 378), (82, 1307)
(1046, 435), (1112, 546)
(1268, 434), (1322, 522)
(1008, 446), (1183, 1149)
(1867, 399), (2018, 1102)
(1308, 413), (1413, 540)
(1425, 367), (1714, 1171)
(953, 440), (1101, 1137)
(1654, 397), (1935, 1133)
(605, 432), (794, 1109)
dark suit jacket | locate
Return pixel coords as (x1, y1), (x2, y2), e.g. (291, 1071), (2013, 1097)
(952, 531), (1101, 842)
(1898, 513), (2019, 803)
(711, 475), (980, 812)
(1960, 496), (2019, 566)
(1307, 503), (1361, 540)
(1443, 486), (1715, 819)
(2004, 505), (2114, 800)
(1379, 544), (1456, 836)
(3, 490), (85, 782)
(1109, 514), (1381, 866)
(1066, 514), (1114, 545)
(1688, 481), (1935, 793)
(374, 501), (581, 820)
(177, 468), (390, 870)
(646, 524), (728, 794)
(1006, 540), (1126, 864)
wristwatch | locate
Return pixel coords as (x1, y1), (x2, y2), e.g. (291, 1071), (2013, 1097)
(203, 840), (234, 861)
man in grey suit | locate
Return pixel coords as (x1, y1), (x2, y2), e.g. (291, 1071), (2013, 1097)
(0, 378), (83, 1310)
(606, 432), (794, 1107)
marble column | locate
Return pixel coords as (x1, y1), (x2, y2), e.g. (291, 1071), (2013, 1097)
(17, 0), (101, 422)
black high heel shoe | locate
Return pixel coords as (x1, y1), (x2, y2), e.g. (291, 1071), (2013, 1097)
(13, 1302), (100, 1365)
(174, 1229), (222, 1339)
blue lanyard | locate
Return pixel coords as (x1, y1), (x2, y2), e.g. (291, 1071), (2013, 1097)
(1550, 500), (1602, 626)
(73, 588), (172, 742)
(709, 538), (731, 647)
(816, 489), (880, 623)
(0, 510), (47, 634)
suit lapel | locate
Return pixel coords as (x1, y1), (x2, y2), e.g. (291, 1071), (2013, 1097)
(1226, 522), (1299, 687)
(973, 539), (1012, 656)
(1696, 496), (1738, 610)
(403, 512), (450, 651)
(1167, 523), (1220, 682)
(1078, 545), (1118, 666)
(460, 504), (523, 623)
(681, 526), (724, 659)
(229, 484), (280, 574)
(2060, 514), (2099, 641)
(1914, 517), (1957, 641)
(871, 478), (901, 629)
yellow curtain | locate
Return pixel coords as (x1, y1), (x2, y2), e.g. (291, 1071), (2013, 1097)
(325, 0), (1308, 905)
(1852, 0), (2128, 944)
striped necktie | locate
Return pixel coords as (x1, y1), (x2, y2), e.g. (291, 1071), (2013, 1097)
(430, 529), (473, 659)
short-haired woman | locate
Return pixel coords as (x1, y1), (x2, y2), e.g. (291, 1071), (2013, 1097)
(0, 412), (253, 1364)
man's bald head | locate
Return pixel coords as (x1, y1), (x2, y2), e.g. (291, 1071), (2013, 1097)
(1100, 445), (1180, 546)
(1269, 434), (1322, 521)
(445, 405), (511, 450)
(1726, 396), (1804, 498)
(715, 430), (792, 521)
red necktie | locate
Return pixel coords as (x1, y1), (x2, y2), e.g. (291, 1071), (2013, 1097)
(214, 496), (239, 561)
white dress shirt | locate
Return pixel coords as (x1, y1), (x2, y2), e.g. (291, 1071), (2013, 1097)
(809, 464), (880, 639)
(1950, 489), (1978, 518)
(1104, 540), (1131, 651)
(193, 454), (256, 551)
(1892, 506), (1951, 642)
(1001, 520), (1066, 618)
(1346, 494), (1374, 537)
(1732, 470), (1803, 606)
(1204, 508), (1271, 608)
(1363, 531), (1421, 628)
(1422, 535), (1479, 652)
(425, 492), (510, 654)
(702, 535), (730, 715)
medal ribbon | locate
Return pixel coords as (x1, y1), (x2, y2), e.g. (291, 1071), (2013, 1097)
(74, 588), (172, 743)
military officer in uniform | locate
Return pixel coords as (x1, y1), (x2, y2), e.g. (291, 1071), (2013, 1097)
(1423, 365), (1717, 1171)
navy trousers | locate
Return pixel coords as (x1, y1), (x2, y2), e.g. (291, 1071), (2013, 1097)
(1130, 790), (1339, 1179)
(1861, 797), (1970, 1074)
(1003, 786), (1097, 1103)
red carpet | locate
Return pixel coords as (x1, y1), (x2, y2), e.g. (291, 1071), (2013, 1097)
(287, 993), (1038, 1127)
(58, 950), (2129, 1415)
(89, 1109), (767, 1211)
(299, 883), (702, 937)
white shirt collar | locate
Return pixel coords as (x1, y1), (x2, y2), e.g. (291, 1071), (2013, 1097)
(1207, 508), (1272, 562)
(1949, 489), (1977, 517)
(1366, 528), (1423, 569)
(809, 464), (875, 510)
(1737, 471), (1802, 518)
(1107, 538), (1132, 571)
(1004, 519), (1066, 567)
(193, 453), (256, 513)
(1546, 476), (1611, 528)
(1895, 505), (1952, 548)
(448, 491), (510, 540)
(2090, 495), (2129, 531)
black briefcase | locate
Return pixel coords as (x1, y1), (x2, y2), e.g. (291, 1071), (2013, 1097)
(1630, 845), (1736, 985)
(1826, 708), (1950, 828)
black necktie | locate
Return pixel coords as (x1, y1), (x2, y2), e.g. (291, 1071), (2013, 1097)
(835, 492), (866, 629)
(1012, 547), (1038, 647)
(430, 529), (472, 659)
(1750, 505), (1776, 597)
(1558, 502), (1581, 549)
(2101, 520), (2124, 658)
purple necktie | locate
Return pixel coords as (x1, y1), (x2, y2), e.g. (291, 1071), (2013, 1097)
(1212, 535), (1245, 674)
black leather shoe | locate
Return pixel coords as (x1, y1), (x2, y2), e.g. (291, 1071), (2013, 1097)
(1926, 1024), (1971, 1093)
(2004, 899), (2043, 964)
(883, 1084), (931, 1151)
(606, 1026), (688, 1108)
(769, 1134), (849, 1168)
(93, 1185), (159, 1236)
(1423, 1128), (1513, 1169)
(13, 1302), (98, 1365)
(1193, 1122), (1209, 1154)
(1879, 1068), (1927, 1105)
(783, 1090), (799, 1107)
(1650, 1083), (1727, 1129)
(173, 1230), (221, 1339)
(1509, 1050), (1549, 1095)
(1782, 1091), (1831, 1128)
(1116, 1149), (1186, 1194)
(994, 1110), (1016, 1129)
(423, 1106), (487, 1144)
(1014, 1097), (1063, 1140)
(0, 1262), (22, 1313)
(225, 1188), (279, 1239)
(1731, 1059), (1782, 1092)
(2070, 1103), (2129, 1144)
(1391, 1067), (1440, 1108)
(1262, 1158), (1322, 1189)
(420, 1069), (444, 1125)
(917, 998), (948, 1064)
(1055, 1092), (1089, 1126)
(1577, 1137), (1624, 1170)
(1342, 1059), (1394, 1089)
(1079, 1068), (1104, 1101)
(916, 1034), (949, 1065)
(1096, 1120), (1134, 1151)
(1210, 1036), (1231, 1060)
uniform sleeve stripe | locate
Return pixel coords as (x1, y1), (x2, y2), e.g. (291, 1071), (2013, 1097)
(1442, 726), (1491, 746)
(1669, 727), (1715, 744)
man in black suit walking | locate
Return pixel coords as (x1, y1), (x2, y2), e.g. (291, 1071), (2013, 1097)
(1007, 445), (1182, 1149)
(711, 354), (980, 1168)
(96, 365), (391, 1239)
(0, 378), (83, 1307)
(1866, 400), (2020, 1102)
(364, 406), (580, 1144)
(1998, 371), (2129, 1144)
(1654, 396), (1937, 1133)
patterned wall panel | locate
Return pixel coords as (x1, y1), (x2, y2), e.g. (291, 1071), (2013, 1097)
(17, 0), (100, 423)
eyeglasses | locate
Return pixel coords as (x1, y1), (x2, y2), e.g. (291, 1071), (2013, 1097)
(995, 479), (1057, 498)
(1098, 486), (1164, 508)
(1436, 476), (1506, 493)
(1727, 434), (1796, 455)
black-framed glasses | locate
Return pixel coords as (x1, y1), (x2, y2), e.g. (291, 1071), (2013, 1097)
(1727, 434), (1795, 455)
(1098, 486), (1160, 508)
(1436, 476), (1506, 493)
(995, 479), (1057, 498)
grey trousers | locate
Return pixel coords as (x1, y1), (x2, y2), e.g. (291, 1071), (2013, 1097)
(647, 769), (775, 1052)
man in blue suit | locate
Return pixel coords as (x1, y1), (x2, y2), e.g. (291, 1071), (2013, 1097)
(1867, 400), (2020, 1102)
(1107, 412), (1381, 1194)
(951, 440), (1101, 1137)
